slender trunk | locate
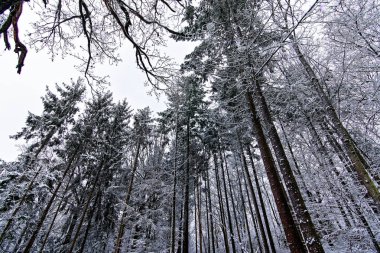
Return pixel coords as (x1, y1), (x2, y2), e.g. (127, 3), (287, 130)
(68, 160), (104, 253)
(182, 117), (191, 253)
(249, 76), (324, 253)
(238, 139), (270, 253)
(78, 191), (101, 253)
(12, 222), (29, 252)
(61, 180), (91, 247)
(176, 201), (184, 253)
(223, 151), (243, 249)
(218, 149), (237, 253)
(241, 164), (263, 253)
(206, 165), (216, 253)
(301, 117), (353, 228)
(245, 90), (306, 253)
(245, 144), (277, 253)
(290, 36), (380, 206)
(170, 114), (179, 253)
(213, 153), (230, 253)
(39, 162), (77, 253)
(235, 156), (255, 253)
(23, 144), (81, 253)
(197, 176), (203, 253)
(114, 141), (141, 253)
(195, 180), (198, 253)
(205, 180), (211, 253)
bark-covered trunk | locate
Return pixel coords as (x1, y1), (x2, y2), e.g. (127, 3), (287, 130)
(206, 164), (217, 253)
(218, 149), (237, 253)
(38, 162), (77, 253)
(213, 153), (230, 253)
(182, 116), (191, 253)
(235, 159), (255, 253)
(223, 151), (244, 249)
(23, 144), (81, 253)
(114, 141), (142, 253)
(249, 76), (324, 253)
(246, 144), (277, 253)
(67, 160), (105, 253)
(237, 138), (270, 253)
(290, 35), (380, 206)
(245, 90), (306, 253)
(170, 113), (179, 253)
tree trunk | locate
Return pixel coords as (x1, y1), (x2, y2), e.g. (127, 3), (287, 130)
(170, 113), (179, 253)
(218, 149), (237, 253)
(241, 164), (263, 253)
(196, 176), (203, 253)
(206, 164), (217, 253)
(67, 160), (104, 253)
(213, 153), (230, 253)
(249, 77), (324, 253)
(290, 35), (380, 206)
(223, 151), (243, 250)
(245, 144), (277, 253)
(235, 154), (255, 253)
(114, 141), (142, 253)
(23, 144), (81, 253)
(182, 117), (191, 253)
(237, 139), (270, 253)
(78, 191), (101, 253)
(38, 162), (77, 253)
(245, 90), (306, 253)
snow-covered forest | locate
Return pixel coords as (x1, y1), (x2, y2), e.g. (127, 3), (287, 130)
(1, 0), (380, 252)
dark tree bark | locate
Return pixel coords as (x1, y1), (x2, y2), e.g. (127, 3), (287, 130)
(181, 117), (191, 253)
(245, 144), (277, 253)
(218, 149), (237, 253)
(245, 90), (306, 253)
(206, 164), (217, 253)
(237, 138), (270, 253)
(213, 153), (230, 253)
(249, 76), (324, 253)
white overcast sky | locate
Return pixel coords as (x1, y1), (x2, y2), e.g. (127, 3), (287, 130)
(0, 8), (195, 162)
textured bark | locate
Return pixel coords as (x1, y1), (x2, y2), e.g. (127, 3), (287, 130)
(246, 144), (277, 253)
(250, 77), (324, 253)
(245, 90), (306, 253)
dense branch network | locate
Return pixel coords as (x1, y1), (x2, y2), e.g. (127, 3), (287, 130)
(0, 0), (187, 86)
